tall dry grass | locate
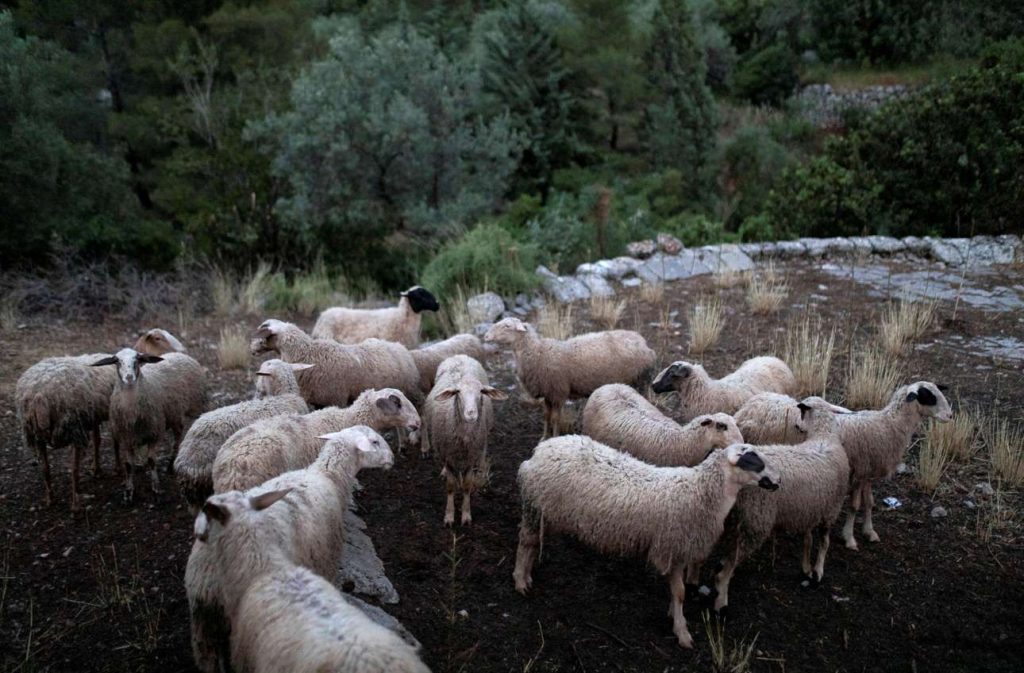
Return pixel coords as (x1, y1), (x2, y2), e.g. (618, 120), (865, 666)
(985, 418), (1024, 486)
(438, 286), (475, 336)
(537, 302), (575, 340)
(640, 281), (665, 305)
(879, 298), (937, 356)
(917, 436), (952, 493)
(704, 612), (758, 673)
(844, 347), (902, 410)
(783, 316), (837, 397)
(926, 406), (980, 462)
(688, 296), (725, 356)
(218, 326), (251, 370)
(745, 265), (788, 315)
(589, 295), (626, 329)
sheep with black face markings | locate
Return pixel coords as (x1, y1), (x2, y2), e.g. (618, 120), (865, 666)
(212, 388), (420, 493)
(513, 436), (779, 648)
(484, 317), (655, 439)
(421, 355), (506, 526)
(712, 397), (850, 614)
(186, 426), (394, 673)
(312, 286), (439, 348)
(250, 319), (422, 408)
(734, 392), (851, 446)
(582, 383), (743, 466)
(838, 381), (952, 550)
(651, 356), (796, 422)
(174, 360), (313, 512)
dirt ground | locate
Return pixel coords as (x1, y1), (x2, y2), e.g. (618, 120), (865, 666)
(2, 260), (1022, 673)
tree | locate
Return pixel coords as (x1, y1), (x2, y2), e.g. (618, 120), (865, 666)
(249, 20), (520, 286)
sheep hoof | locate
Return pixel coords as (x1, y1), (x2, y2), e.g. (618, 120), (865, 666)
(866, 531), (880, 543)
(844, 539), (859, 551)
(715, 605), (730, 620)
(461, 514), (472, 526)
(514, 575), (532, 594)
(443, 515), (454, 527)
(674, 630), (694, 649)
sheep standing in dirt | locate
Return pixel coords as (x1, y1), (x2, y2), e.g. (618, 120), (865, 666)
(187, 426), (393, 673)
(191, 478), (428, 673)
(250, 319), (421, 407)
(514, 437), (778, 648)
(838, 382), (952, 550)
(410, 334), (484, 392)
(92, 349), (207, 502)
(212, 388), (420, 493)
(734, 392), (851, 445)
(421, 355), (507, 526)
(484, 317), (655, 438)
(312, 286), (439, 348)
(712, 397), (849, 613)
(582, 383), (743, 466)
(651, 356), (796, 422)
(174, 360), (312, 511)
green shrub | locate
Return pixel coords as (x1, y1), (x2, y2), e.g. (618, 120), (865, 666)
(662, 212), (736, 247)
(421, 223), (540, 299)
(733, 42), (799, 107)
(719, 124), (798, 227)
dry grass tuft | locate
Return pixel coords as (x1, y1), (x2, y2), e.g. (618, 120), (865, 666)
(688, 296), (725, 356)
(844, 347), (902, 410)
(537, 302), (574, 340)
(917, 435), (952, 494)
(704, 612), (758, 673)
(713, 269), (749, 289)
(0, 294), (19, 331)
(218, 326), (250, 370)
(783, 316), (837, 397)
(985, 418), (1024, 486)
(589, 294), (626, 330)
(640, 281), (665, 304)
(927, 406), (980, 462)
(745, 266), (788, 315)
(878, 298), (937, 357)
(439, 285), (475, 336)
(240, 262), (273, 314)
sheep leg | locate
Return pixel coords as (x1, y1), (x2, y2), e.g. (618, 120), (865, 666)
(148, 444), (163, 495)
(38, 443), (53, 507)
(549, 402), (562, 438)
(714, 542), (740, 613)
(419, 426), (431, 458)
(513, 519), (540, 594)
(541, 401), (552, 439)
(123, 459), (135, 504)
(460, 493), (472, 526)
(91, 425), (102, 476)
(168, 424), (183, 473)
(812, 522), (831, 582)
(443, 476), (456, 527)
(69, 443), (82, 512)
(669, 564), (694, 648)
(113, 438), (124, 478)
(801, 531), (814, 580)
(843, 482), (864, 550)
(861, 481), (880, 543)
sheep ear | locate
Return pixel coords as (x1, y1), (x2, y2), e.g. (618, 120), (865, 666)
(255, 371), (271, 377)
(936, 383), (949, 392)
(91, 356), (119, 367)
(435, 388), (459, 401)
(250, 488), (292, 511)
(482, 386), (508, 400)
(138, 353), (164, 364)
(254, 322), (276, 338)
(735, 450), (766, 473)
(673, 364), (691, 378)
(201, 500), (230, 526)
(290, 363), (314, 372)
(194, 513), (211, 542)
(700, 418), (713, 427)
(797, 402), (811, 418)
(905, 391), (918, 403)
(355, 435), (377, 453)
(375, 395), (401, 414)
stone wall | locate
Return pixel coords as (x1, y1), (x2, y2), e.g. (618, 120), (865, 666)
(795, 83), (909, 128)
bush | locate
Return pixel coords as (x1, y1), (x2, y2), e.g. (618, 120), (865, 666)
(662, 212), (736, 247)
(733, 42), (799, 107)
(719, 124), (798, 227)
(420, 223), (540, 299)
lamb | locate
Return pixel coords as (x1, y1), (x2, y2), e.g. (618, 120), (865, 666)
(513, 437), (779, 648)
(91, 349), (207, 502)
(250, 319), (421, 407)
(186, 426), (394, 673)
(212, 388), (420, 493)
(838, 382), (952, 550)
(421, 355), (507, 526)
(581, 383), (744, 466)
(312, 286), (440, 348)
(410, 334), (484, 392)
(133, 328), (186, 355)
(651, 356), (796, 422)
(190, 473), (428, 672)
(484, 317), (656, 438)
(712, 397), (850, 614)
(734, 392), (851, 445)
(174, 360), (313, 512)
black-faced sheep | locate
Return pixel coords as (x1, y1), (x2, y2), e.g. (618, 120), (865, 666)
(311, 286), (439, 348)
(651, 356), (796, 422)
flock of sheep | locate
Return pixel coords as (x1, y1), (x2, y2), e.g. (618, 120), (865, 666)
(14, 283), (954, 670)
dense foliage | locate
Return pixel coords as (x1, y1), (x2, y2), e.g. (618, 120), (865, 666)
(1, 1), (1021, 292)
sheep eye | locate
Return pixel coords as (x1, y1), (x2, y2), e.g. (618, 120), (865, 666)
(716, 422), (727, 431)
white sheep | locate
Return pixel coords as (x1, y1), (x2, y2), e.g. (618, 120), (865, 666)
(734, 392), (851, 445)
(133, 328), (187, 355)
(582, 383), (744, 466)
(174, 360), (313, 512)
(191, 482), (428, 673)
(651, 356), (796, 422)
(838, 382), (952, 550)
(410, 333), (484, 392)
(421, 355), (507, 526)
(212, 388), (420, 493)
(91, 349), (207, 502)
(484, 317), (656, 438)
(186, 426), (393, 673)
(312, 286), (439, 348)
(513, 436), (779, 648)
(712, 397), (850, 613)
(250, 319), (421, 407)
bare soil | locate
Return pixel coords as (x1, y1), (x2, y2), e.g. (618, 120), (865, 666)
(2, 261), (1022, 672)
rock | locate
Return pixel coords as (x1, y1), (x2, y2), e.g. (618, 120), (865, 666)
(537, 265), (591, 303)
(964, 499), (976, 510)
(867, 236), (905, 254)
(595, 256), (641, 279)
(466, 292), (505, 324)
(338, 509), (399, 604)
(902, 236), (932, 257)
(930, 505), (948, 519)
(656, 232), (684, 255)
(637, 251), (713, 284)
(975, 481), (995, 496)
(895, 462), (909, 475)
(578, 273), (615, 298)
(621, 277), (643, 288)
(514, 293), (531, 309)
(626, 239), (657, 259)
(799, 238), (831, 258)
(738, 242), (765, 259)
(472, 322), (494, 338)
(774, 240), (808, 259)
(343, 593), (422, 650)
(697, 244), (755, 272)
(930, 238), (970, 265)
(848, 237), (874, 256)
(966, 235), (1020, 266)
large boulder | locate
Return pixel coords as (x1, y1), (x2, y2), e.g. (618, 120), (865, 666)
(466, 292), (505, 324)
(626, 239), (657, 259)
(696, 244), (755, 272)
(637, 251), (713, 283)
(537, 265), (591, 302)
(656, 232), (684, 255)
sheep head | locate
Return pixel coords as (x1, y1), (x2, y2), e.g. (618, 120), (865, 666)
(318, 426), (394, 472)
(402, 286), (440, 313)
(724, 444), (779, 491)
(652, 361), (701, 394)
(436, 382), (507, 424)
(905, 382), (953, 422)
(484, 317), (531, 345)
(134, 328), (186, 356)
(695, 413), (744, 449)
(371, 389), (421, 432)
(193, 487), (292, 543)
(250, 319), (290, 355)
(91, 348), (163, 387)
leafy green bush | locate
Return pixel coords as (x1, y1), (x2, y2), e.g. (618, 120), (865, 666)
(662, 213), (737, 247)
(720, 124), (799, 227)
(733, 42), (799, 107)
(421, 223), (540, 299)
